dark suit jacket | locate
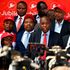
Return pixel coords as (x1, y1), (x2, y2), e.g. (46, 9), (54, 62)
(15, 30), (26, 55)
(13, 16), (24, 44)
(29, 28), (60, 49)
(51, 19), (70, 36)
(13, 16), (25, 55)
(13, 16), (25, 34)
(15, 30), (32, 56)
(59, 34), (70, 48)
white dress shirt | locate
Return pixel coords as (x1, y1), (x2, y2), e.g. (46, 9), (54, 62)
(54, 20), (64, 33)
(15, 15), (24, 27)
(21, 30), (34, 48)
(40, 31), (50, 47)
(36, 14), (40, 24)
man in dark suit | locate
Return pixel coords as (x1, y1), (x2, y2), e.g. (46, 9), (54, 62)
(13, 1), (27, 34)
(51, 7), (70, 37)
(13, 1), (27, 51)
(29, 14), (60, 49)
(34, 1), (48, 31)
(15, 14), (36, 56)
(59, 34), (70, 49)
(35, 1), (48, 24)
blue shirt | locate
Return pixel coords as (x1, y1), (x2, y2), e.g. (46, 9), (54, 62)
(21, 30), (34, 48)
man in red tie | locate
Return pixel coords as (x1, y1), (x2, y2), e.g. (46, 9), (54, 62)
(16, 17), (22, 32)
(13, 1), (27, 51)
(13, 1), (27, 33)
(29, 13), (60, 59)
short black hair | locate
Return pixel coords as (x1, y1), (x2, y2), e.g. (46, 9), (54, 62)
(37, 1), (48, 10)
(17, 1), (27, 8)
(54, 7), (66, 14)
(40, 13), (51, 21)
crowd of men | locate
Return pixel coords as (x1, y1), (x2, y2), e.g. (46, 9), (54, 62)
(0, 1), (70, 70)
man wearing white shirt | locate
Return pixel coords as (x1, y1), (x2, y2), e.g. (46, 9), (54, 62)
(54, 20), (64, 34)
(59, 34), (70, 49)
(15, 16), (24, 30)
(40, 31), (50, 47)
(29, 14), (60, 49)
(21, 31), (34, 49)
(13, 1), (28, 53)
(34, 1), (48, 31)
(29, 14), (60, 60)
(13, 1), (27, 33)
(51, 7), (70, 37)
(15, 14), (35, 56)
(35, 1), (48, 24)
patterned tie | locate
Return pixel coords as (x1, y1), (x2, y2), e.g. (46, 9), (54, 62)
(17, 17), (22, 32)
(43, 33), (47, 47)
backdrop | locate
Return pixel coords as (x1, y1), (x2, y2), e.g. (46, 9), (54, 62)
(0, 0), (70, 31)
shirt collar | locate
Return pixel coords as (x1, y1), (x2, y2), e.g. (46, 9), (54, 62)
(24, 30), (34, 34)
(55, 19), (64, 25)
(18, 15), (25, 20)
(30, 30), (34, 33)
(42, 30), (50, 36)
(36, 14), (40, 19)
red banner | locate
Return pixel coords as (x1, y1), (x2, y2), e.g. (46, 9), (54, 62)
(0, 0), (70, 31)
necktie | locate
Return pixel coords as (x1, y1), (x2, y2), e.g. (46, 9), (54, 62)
(17, 17), (22, 32)
(21, 32), (30, 48)
(43, 33), (47, 47)
(40, 33), (47, 60)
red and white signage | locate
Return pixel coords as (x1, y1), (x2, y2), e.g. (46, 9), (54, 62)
(0, 0), (70, 31)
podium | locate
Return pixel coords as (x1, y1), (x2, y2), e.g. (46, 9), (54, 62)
(28, 43), (47, 59)
(28, 43), (46, 51)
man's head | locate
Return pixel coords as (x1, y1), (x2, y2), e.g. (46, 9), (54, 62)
(37, 1), (48, 16)
(17, 1), (27, 17)
(3, 17), (15, 32)
(54, 7), (66, 21)
(40, 14), (51, 33)
(24, 14), (35, 32)
(47, 9), (55, 20)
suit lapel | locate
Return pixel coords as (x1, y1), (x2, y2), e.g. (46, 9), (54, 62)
(14, 16), (24, 33)
(63, 35), (69, 47)
(13, 16), (18, 33)
(48, 31), (53, 48)
(60, 20), (65, 34)
(36, 29), (42, 43)
(51, 19), (55, 32)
